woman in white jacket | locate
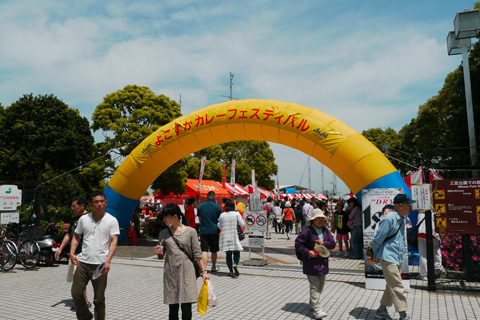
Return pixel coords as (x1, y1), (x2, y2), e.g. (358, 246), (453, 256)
(218, 199), (245, 278)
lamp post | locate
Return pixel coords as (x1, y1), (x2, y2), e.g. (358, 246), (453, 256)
(447, 9), (480, 177)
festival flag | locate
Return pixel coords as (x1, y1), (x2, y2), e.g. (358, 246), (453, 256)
(222, 161), (226, 188)
(198, 156), (207, 193)
(251, 169), (256, 193)
(231, 159), (236, 196)
(276, 175), (280, 199)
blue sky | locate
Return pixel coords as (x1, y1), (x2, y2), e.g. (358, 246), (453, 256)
(0, 0), (476, 195)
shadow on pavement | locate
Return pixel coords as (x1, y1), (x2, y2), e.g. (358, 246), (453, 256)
(281, 302), (312, 317)
(349, 307), (376, 319)
(50, 298), (75, 310)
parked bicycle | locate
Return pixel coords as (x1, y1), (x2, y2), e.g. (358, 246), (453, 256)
(0, 224), (40, 270)
(0, 226), (18, 271)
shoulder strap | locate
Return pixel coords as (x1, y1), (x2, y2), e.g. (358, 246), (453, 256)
(416, 217), (425, 227)
(167, 227), (195, 263)
(306, 227), (314, 249)
(384, 219), (404, 243)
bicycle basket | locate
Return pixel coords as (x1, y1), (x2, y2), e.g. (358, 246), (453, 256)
(21, 226), (45, 239)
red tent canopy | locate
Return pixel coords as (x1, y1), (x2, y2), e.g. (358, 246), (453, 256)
(217, 182), (249, 195)
(185, 179), (232, 199)
(155, 179), (232, 200)
(246, 185), (272, 199)
(279, 193), (327, 200)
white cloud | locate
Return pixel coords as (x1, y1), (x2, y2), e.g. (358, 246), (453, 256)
(0, 0), (470, 189)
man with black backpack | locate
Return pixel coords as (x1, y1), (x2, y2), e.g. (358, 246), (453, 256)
(294, 202), (304, 234)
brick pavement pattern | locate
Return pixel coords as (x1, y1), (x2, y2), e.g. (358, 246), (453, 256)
(2, 232), (479, 319)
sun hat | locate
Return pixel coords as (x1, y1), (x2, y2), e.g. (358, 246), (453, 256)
(310, 208), (326, 221)
(285, 201), (291, 208)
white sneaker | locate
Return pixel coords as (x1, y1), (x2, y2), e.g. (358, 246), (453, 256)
(314, 310), (327, 319)
(435, 267), (445, 275)
(210, 265), (220, 272)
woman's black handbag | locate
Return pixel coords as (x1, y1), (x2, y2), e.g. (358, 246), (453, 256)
(407, 218), (425, 249)
(237, 224), (245, 241)
(168, 228), (201, 278)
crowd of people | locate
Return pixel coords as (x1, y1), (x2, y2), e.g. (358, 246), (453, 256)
(56, 190), (422, 320)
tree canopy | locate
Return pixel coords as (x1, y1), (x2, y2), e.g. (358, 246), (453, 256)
(91, 85), (182, 157)
(0, 94), (106, 221)
(186, 141), (278, 190)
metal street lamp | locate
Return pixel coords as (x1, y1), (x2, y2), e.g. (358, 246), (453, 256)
(447, 9), (480, 177)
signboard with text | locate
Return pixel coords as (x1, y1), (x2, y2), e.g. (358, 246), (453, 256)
(1, 211), (20, 224)
(244, 211), (267, 233)
(249, 191), (262, 211)
(411, 184), (433, 211)
(0, 185), (22, 211)
(432, 179), (480, 234)
(248, 235), (265, 248)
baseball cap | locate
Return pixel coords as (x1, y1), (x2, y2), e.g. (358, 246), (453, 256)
(393, 194), (416, 204)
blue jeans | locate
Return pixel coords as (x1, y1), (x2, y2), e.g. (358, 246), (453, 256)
(301, 220), (306, 230)
(351, 225), (363, 259)
(225, 251), (240, 273)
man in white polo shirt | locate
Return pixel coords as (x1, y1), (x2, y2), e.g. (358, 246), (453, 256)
(70, 191), (120, 320)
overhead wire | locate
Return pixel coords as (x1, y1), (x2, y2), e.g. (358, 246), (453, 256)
(37, 134), (149, 187)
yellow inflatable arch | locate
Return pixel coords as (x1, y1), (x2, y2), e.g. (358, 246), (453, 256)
(104, 99), (409, 240)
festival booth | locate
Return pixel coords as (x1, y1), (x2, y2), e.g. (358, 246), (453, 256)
(279, 193), (328, 201)
(139, 195), (161, 206)
(280, 193), (296, 201)
(218, 182), (249, 205)
(257, 186), (273, 199)
(316, 193), (328, 200)
(156, 179), (232, 207)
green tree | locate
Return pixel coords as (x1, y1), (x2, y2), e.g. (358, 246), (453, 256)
(151, 158), (189, 195)
(91, 85), (186, 193)
(361, 127), (412, 174)
(362, 127), (399, 154)
(91, 85), (182, 157)
(0, 94), (104, 221)
(186, 141), (278, 190)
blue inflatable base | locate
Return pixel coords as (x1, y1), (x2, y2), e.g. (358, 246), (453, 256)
(104, 184), (140, 243)
(355, 171), (420, 266)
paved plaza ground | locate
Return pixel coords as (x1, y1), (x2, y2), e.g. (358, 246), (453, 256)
(2, 231), (479, 319)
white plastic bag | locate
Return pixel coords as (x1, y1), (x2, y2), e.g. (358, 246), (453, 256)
(207, 280), (217, 307)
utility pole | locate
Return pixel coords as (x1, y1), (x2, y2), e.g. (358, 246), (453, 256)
(321, 164), (324, 195)
(179, 94), (182, 113)
(222, 72), (238, 100)
(332, 174), (337, 195)
(308, 157), (311, 192)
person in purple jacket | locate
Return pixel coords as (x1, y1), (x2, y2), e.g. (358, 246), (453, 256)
(295, 208), (336, 320)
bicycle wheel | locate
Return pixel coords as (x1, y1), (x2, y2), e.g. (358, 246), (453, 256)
(0, 247), (4, 271)
(18, 239), (40, 269)
(1, 240), (17, 271)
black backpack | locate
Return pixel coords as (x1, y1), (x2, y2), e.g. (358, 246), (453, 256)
(295, 207), (304, 222)
(295, 228), (312, 260)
